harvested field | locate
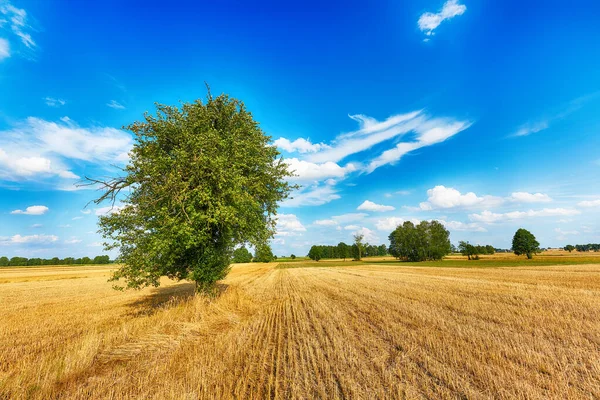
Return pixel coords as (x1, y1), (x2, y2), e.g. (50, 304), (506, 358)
(1, 261), (600, 399)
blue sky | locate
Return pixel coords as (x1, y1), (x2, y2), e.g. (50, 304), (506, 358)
(1, 0), (599, 258)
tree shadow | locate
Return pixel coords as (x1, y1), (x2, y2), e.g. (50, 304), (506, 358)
(126, 282), (231, 317)
(126, 282), (195, 316)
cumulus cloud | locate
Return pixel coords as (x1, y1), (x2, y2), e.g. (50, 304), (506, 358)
(418, 0), (467, 37)
(273, 138), (329, 153)
(11, 205), (49, 215)
(285, 158), (357, 183)
(0, 117), (132, 183)
(0, 234), (58, 245)
(106, 100), (126, 109)
(357, 200), (395, 212)
(276, 214), (306, 234)
(578, 199), (600, 208)
(281, 185), (341, 207)
(419, 186), (503, 210)
(508, 192), (552, 203)
(440, 220), (487, 232)
(470, 208), (581, 223)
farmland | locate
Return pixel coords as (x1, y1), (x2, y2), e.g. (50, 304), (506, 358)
(2, 256), (600, 399)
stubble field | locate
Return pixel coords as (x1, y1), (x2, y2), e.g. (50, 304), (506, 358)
(1, 257), (600, 399)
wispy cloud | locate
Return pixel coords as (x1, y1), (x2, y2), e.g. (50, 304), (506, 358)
(578, 199), (600, 208)
(470, 208), (580, 223)
(418, 0), (467, 38)
(10, 205), (48, 215)
(274, 138), (329, 154)
(0, 117), (132, 184)
(0, 38), (9, 60)
(44, 97), (66, 107)
(106, 100), (126, 109)
(0, 2), (37, 58)
(281, 185), (341, 207)
(512, 92), (599, 137)
(0, 234), (58, 245)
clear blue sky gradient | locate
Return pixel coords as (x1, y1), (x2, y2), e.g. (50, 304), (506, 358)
(1, 0), (599, 257)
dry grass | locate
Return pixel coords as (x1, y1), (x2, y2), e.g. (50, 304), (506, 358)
(1, 261), (600, 399)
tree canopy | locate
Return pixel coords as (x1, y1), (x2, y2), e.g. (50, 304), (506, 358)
(89, 92), (294, 293)
(512, 228), (540, 259)
(388, 221), (451, 262)
(232, 247), (253, 263)
(254, 244), (275, 263)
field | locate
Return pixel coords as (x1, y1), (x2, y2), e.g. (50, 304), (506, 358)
(2, 256), (600, 399)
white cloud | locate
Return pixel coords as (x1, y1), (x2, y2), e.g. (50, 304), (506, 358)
(357, 200), (395, 212)
(285, 158), (357, 183)
(513, 120), (549, 137)
(11, 205), (48, 215)
(276, 213), (306, 234)
(72, 216), (83, 220)
(419, 186), (503, 210)
(344, 225), (360, 230)
(281, 186), (341, 207)
(44, 97), (66, 107)
(332, 213), (368, 224)
(0, 3), (36, 50)
(0, 117), (132, 183)
(366, 119), (471, 173)
(107, 100), (126, 109)
(81, 209), (91, 214)
(395, 190), (412, 196)
(375, 217), (424, 231)
(313, 219), (338, 226)
(0, 234), (58, 245)
(418, 0), (467, 37)
(64, 238), (82, 244)
(508, 192), (552, 203)
(351, 227), (378, 243)
(0, 37), (9, 60)
(554, 228), (579, 236)
(273, 137), (329, 153)
(58, 224), (72, 228)
(578, 199), (600, 208)
(440, 220), (487, 232)
(30, 224), (42, 228)
(95, 206), (125, 216)
(470, 208), (581, 223)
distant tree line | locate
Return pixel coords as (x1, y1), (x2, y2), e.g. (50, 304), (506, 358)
(0, 255), (111, 267)
(307, 242), (387, 261)
(231, 245), (276, 263)
(564, 244), (600, 252)
(457, 241), (495, 260)
(388, 221), (451, 261)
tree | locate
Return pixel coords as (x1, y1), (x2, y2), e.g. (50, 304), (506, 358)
(254, 244), (274, 263)
(512, 228), (540, 259)
(85, 92), (294, 293)
(232, 247), (253, 263)
(389, 221), (451, 262)
(564, 245), (575, 253)
(0, 256), (9, 267)
(458, 241), (477, 260)
(308, 245), (322, 261)
(93, 255), (111, 264)
(353, 234), (364, 261)
(337, 242), (350, 261)
(290, 254), (296, 260)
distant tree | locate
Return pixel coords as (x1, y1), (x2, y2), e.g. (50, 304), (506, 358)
(308, 245), (322, 261)
(9, 257), (28, 266)
(0, 256), (8, 267)
(85, 91), (294, 293)
(254, 244), (274, 263)
(337, 242), (350, 261)
(512, 228), (540, 259)
(389, 221), (451, 262)
(377, 244), (387, 256)
(290, 254), (296, 260)
(232, 247), (253, 263)
(353, 234), (365, 261)
(93, 255), (111, 264)
(458, 241), (477, 260)
(564, 245), (575, 253)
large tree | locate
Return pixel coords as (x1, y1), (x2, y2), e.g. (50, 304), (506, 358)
(353, 234), (365, 261)
(232, 247), (253, 263)
(512, 228), (540, 259)
(88, 92), (294, 293)
(388, 221), (451, 262)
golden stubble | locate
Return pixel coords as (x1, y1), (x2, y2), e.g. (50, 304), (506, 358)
(1, 262), (599, 399)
